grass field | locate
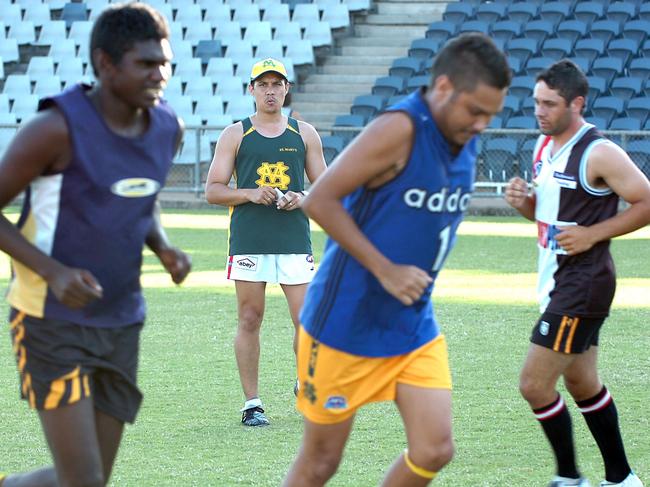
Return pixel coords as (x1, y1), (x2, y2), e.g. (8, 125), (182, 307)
(0, 209), (648, 486)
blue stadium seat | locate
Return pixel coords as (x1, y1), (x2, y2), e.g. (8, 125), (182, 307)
(628, 58), (650, 79)
(538, 2), (571, 25)
(507, 56), (523, 76)
(442, 3), (474, 24)
(585, 116), (607, 130)
(491, 20), (522, 43)
(520, 97), (536, 117)
(621, 20), (650, 44)
(507, 38), (538, 66)
(606, 2), (637, 24)
(609, 118), (641, 131)
(626, 97), (650, 124)
(321, 135), (345, 165)
(556, 20), (588, 43)
(506, 3), (538, 23)
(406, 75), (429, 94)
(387, 94), (407, 106)
(506, 116), (537, 129)
(573, 39), (606, 65)
(609, 77), (643, 101)
(591, 96), (625, 125)
(408, 38), (440, 60)
(332, 114), (365, 143)
(509, 76), (535, 100)
(321, 4), (351, 30)
(522, 20), (554, 44)
(525, 57), (555, 77)
(195, 40), (223, 66)
(566, 57), (592, 76)
(586, 77), (608, 108)
(458, 20), (490, 36)
(483, 137), (518, 181)
(540, 38), (573, 59)
(573, 2), (604, 24)
(591, 57), (624, 85)
(475, 3), (507, 23)
(500, 95), (521, 122)
(607, 38), (639, 68)
(639, 2), (650, 21)
(425, 21), (457, 43)
(627, 140), (650, 178)
(61, 2), (88, 28)
(645, 79), (650, 98)
(590, 20), (622, 45)
(520, 139), (538, 179)
(303, 21), (333, 48)
(372, 76), (406, 98)
(389, 57), (422, 80)
(488, 116), (503, 129)
(350, 95), (385, 123)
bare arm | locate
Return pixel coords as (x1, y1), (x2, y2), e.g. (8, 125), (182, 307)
(505, 176), (536, 221)
(556, 142), (650, 254)
(0, 109), (103, 307)
(301, 112), (432, 305)
(204, 123), (277, 207)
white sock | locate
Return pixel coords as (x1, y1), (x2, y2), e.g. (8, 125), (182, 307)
(242, 397), (262, 411)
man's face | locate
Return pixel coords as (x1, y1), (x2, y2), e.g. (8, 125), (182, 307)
(108, 38), (172, 108)
(248, 73), (288, 114)
(533, 80), (576, 136)
(435, 77), (508, 147)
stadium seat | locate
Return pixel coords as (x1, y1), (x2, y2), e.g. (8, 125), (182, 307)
(184, 22), (214, 47)
(243, 21), (272, 48)
(332, 114), (364, 143)
(442, 3), (474, 24)
(573, 2), (604, 24)
(458, 20), (490, 36)
(164, 94), (194, 119)
(607, 2), (637, 24)
(538, 2), (571, 25)
(56, 57), (85, 86)
(350, 95), (385, 123)
(164, 77), (183, 98)
(507, 57), (523, 76)
(522, 20), (554, 44)
(609, 118), (641, 131)
(303, 21), (333, 48)
(255, 39), (284, 59)
(322, 4), (350, 30)
(645, 79), (650, 98)
(272, 21), (301, 48)
(8, 21), (37, 46)
(11, 94), (39, 122)
(3, 74), (32, 100)
(482, 137), (518, 182)
(574, 38), (605, 64)
(321, 135), (345, 165)
(225, 95), (254, 122)
(640, 2), (650, 21)
(215, 76), (245, 99)
(406, 75), (429, 94)
(621, 20), (650, 44)
(506, 3), (538, 23)
(195, 40), (223, 66)
(626, 97), (650, 124)
(284, 39), (314, 66)
(0, 60), (4, 82)
(388, 57), (422, 80)
(216, 21), (243, 48)
(204, 113), (233, 130)
(291, 4), (319, 30)
(371, 76), (405, 98)
(195, 96), (225, 120)
(506, 39), (538, 66)
(33, 76), (63, 97)
(586, 76), (608, 103)
(590, 20), (621, 45)
(591, 96), (625, 125)
(27, 56), (55, 78)
(24, 3), (52, 28)
(234, 58), (257, 85)
(387, 94), (407, 106)
(540, 38), (573, 59)
(491, 20), (522, 43)
(566, 57), (592, 76)
(174, 57), (203, 82)
(509, 76), (535, 100)
(262, 3), (290, 26)
(3, 4), (22, 25)
(61, 2), (88, 28)
(68, 20), (93, 48)
(591, 57), (624, 85)
(555, 20), (588, 44)
(475, 3), (507, 23)
(610, 77), (643, 101)
(520, 97), (535, 118)
(408, 38), (439, 60)
(520, 139), (538, 179)
(607, 38), (639, 68)
(36, 21), (68, 48)
(225, 40), (254, 67)
(525, 57), (555, 77)
(425, 21), (457, 43)
(204, 4), (233, 27)
(585, 116), (607, 130)
(488, 116), (503, 129)
(627, 140), (650, 178)
(505, 116), (537, 129)
(233, 4), (261, 30)
(628, 58), (650, 80)
(500, 95), (521, 122)
(343, 0), (371, 13)
(184, 77), (214, 103)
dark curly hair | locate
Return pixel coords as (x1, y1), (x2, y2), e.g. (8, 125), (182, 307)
(536, 59), (589, 112)
(89, 2), (170, 76)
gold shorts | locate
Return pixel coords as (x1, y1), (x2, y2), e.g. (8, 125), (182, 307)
(296, 326), (452, 424)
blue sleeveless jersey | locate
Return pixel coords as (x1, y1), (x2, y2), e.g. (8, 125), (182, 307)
(7, 84), (180, 327)
(300, 90), (476, 357)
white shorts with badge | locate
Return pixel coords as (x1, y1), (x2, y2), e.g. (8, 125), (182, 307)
(226, 254), (315, 284)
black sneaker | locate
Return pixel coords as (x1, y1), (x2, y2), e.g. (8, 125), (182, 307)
(241, 406), (270, 426)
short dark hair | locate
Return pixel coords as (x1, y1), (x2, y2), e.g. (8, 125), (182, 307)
(431, 33), (511, 92)
(90, 2), (169, 76)
(536, 59), (589, 109)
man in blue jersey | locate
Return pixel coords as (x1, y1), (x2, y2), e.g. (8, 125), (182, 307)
(0, 4), (190, 487)
(283, 33), (511, 486)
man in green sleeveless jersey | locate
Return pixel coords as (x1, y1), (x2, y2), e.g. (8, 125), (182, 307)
(205, 58), (327, 426)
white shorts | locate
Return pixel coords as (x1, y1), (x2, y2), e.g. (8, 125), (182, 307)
(226, 254), (315, 284)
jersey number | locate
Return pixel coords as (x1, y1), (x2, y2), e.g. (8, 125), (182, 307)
(432, 225), (451, 272)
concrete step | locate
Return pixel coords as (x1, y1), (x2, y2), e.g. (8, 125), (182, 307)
(323, 54), (397, 65)
(305, 113), (339, 128)
(376, 2), (446, 17)
(319, 64), (388, 75)
(355, 24), (428, 38)
(292, 92), (358, 103)
(306, 73), (379, 84)
(341, 36), (414, 47)
(365, 14), (437, 25)
(302, 82), (374, 93)
(340, 45), (409, 57)
(293, 101), (354, 113)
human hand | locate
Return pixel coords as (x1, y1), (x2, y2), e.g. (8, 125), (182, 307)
(504, 177), (530, 209)
(48, 266), (103, 309)
(555, 225), (595, 255)
(248, 186), (278, 206)
(376, 263), (433, 306)
(157, 246), (192, 284)
(276, 190), (303, 211)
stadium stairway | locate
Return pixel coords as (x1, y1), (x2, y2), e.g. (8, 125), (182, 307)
(292, 0), (447, 130)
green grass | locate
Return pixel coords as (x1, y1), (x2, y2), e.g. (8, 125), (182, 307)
(0, 211), (648, 486)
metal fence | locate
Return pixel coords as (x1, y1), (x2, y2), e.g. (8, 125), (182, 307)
(2, 123), (649, 197)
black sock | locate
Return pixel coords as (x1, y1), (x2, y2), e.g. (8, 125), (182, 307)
(533, 395), (580, 479)
(577, 386), (631, 483)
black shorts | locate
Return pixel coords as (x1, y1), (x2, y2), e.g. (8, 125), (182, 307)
(9, 309), (143, 424)
(531, 311), (604, 354)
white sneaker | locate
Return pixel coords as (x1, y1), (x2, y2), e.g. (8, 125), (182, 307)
(600, 472), (644, 487)
(549, 477), (591, 487)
